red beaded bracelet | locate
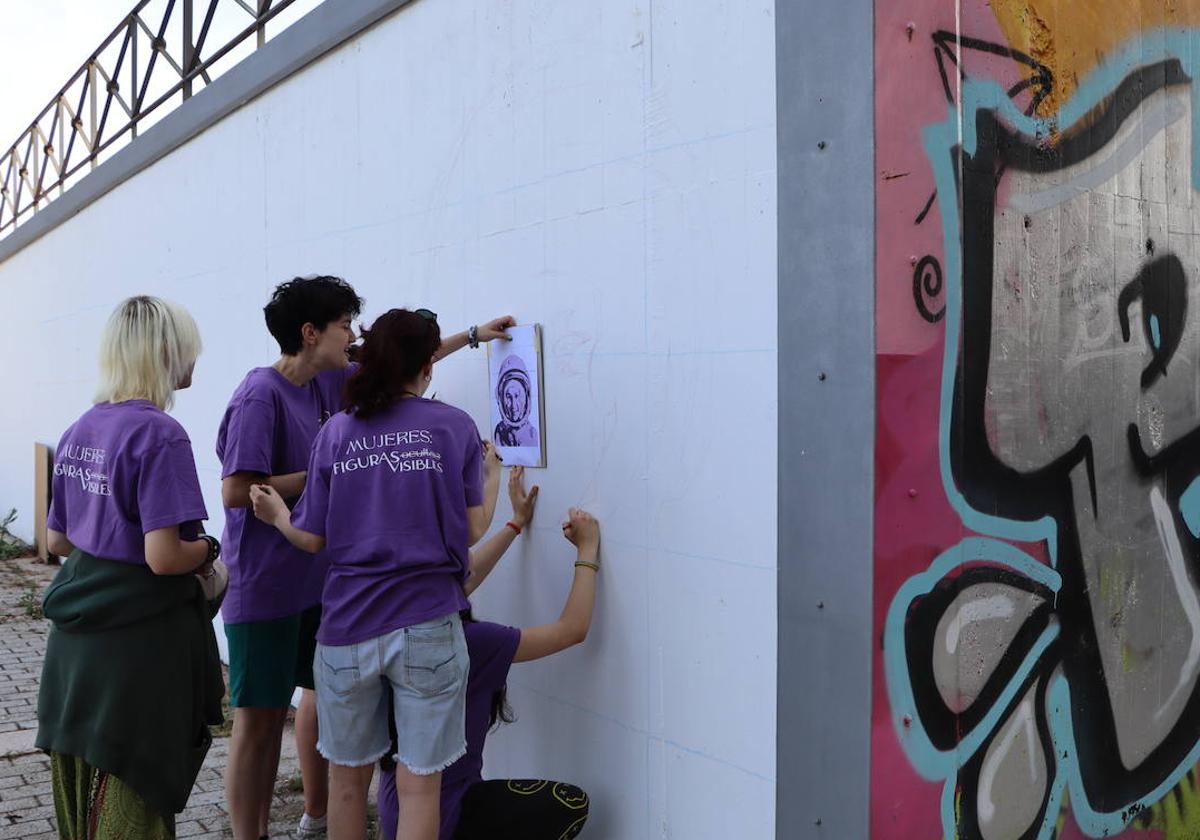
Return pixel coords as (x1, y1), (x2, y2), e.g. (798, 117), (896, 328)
(505, 521), (522, 535)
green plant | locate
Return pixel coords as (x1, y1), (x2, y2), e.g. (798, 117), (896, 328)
(17, 587), (42, 620)
(210, 685), (235, 738)
(0, 509), (30, 561)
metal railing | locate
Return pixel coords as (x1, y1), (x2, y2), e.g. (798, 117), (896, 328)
(0, 0), (322, 237)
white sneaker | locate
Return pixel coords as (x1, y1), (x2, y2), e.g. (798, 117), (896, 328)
(293, 813), (327, 839)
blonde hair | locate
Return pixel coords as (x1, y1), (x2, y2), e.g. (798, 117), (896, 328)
(95, 296), (202, 410)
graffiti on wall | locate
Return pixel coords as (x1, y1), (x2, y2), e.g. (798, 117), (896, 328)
(874, 5), (1200, 838)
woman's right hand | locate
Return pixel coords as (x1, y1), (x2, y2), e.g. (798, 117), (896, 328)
(562, 507), (600, 553)
(508, 466), (540, 527)
(482, 440), (503, 481)
(249, 484), (287, 526)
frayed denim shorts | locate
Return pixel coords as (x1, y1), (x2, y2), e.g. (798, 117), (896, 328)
(314, 612), (469, 773)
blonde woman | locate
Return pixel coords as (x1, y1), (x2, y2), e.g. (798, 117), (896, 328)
(36, 296), (225, 840)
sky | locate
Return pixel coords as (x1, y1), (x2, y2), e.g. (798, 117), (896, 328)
(0, 1), (137, 154)
(0, 0), (285, 162)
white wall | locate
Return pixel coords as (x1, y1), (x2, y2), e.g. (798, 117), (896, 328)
(0, 1), (777, 836)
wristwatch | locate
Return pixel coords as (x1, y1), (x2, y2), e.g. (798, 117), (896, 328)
(468, 324), (480, 349)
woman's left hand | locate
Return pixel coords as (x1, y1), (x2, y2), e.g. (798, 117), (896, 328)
(562, 507), (600, 553)
(508, 465), (540, 528)
(249, 484), (286, 526)
(477, 316), (516, 342)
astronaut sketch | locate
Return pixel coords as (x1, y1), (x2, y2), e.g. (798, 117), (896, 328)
(493, 354), (539, 446)
(488, 324), (544, 466)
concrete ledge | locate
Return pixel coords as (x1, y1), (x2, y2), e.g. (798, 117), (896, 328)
(0, 0), (417, 266)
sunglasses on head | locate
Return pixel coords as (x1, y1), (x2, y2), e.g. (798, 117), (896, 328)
(414, 308), (437, 323)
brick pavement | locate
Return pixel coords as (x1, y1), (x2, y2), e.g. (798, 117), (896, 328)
(0, 555), (378, 840)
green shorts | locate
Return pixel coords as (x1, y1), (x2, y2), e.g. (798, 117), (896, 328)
(225, 605), (322, 708)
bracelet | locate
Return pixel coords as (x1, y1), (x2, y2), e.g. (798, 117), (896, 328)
(575, 560), (600, 572)
(199, 534), (221, 564)
(505, 521), (522, 535)
(468, 325), (480, 349)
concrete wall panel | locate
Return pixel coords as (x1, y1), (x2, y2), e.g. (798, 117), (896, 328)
(0, 2), (777, 838)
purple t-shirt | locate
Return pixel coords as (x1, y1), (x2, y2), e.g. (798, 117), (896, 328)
(377, 621), (522, 840)
(47, 400), (208, 564)
(291, 397), (483, 645)
(216, 366), (350, 623)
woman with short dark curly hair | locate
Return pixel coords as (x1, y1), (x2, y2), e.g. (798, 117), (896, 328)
(251, 308), (504, 840)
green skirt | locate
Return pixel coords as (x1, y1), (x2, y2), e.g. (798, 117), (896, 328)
(50, 753), (175, 840)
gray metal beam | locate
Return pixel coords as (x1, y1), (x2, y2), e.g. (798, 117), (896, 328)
(776, 0), (875, 835)
(0, 0), (418, 265)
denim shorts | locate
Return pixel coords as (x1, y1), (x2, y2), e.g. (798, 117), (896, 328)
(314, 613), (469, 773)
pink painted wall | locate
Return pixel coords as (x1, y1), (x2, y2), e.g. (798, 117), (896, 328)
(872, 2), (1200, 837)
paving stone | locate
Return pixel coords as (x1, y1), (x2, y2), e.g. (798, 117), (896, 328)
(176, 818), (208, 837)
(0, 815), (52, 837)
(0, 557), (380, 839)
(0, 563), (227, 836)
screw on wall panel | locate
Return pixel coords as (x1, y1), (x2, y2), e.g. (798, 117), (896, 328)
(908, 488), (918, 498)
(817, 601), (825, 609)
(817, 140), (827, 150)
(910, 255), (919, 266)
(818, 372), (827, 381)
(906, 21), (916, 41)
(814, 818), (823, 827)
(903, 714), (913, 728)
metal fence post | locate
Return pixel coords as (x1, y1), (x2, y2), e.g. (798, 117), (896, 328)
(182, 0), (194, 100)
(258, 0), (269, 48)
(88, 61), (97, 170)
(130, 17), (139, 138)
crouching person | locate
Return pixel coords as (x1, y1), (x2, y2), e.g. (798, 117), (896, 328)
(379, 478), (600, 840)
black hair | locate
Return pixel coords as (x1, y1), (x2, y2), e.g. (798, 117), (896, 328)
(344, 309), (441, 419)
(461, 607), (516, 729)
(263, 275), (364, 355)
